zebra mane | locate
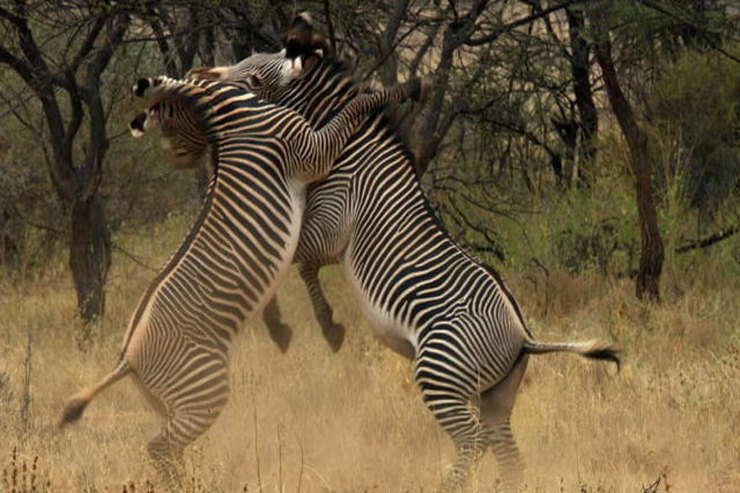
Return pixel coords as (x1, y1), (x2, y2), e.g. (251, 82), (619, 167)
(286, 52), (420, 175)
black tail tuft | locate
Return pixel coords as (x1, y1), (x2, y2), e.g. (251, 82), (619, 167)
(585, 347), (621, 371)
(58, 397), (89, 429)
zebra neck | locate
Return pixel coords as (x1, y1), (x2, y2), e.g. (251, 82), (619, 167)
(280, 61), (360, 128)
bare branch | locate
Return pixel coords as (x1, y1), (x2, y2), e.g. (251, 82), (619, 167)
(466, 0), (577, 46)
(68, 12), (107, 73)
(323, 0), (337, 53)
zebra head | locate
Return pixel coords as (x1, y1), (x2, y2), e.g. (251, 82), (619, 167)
(186, 50), (306, 101)
(186, 12), (331, 100)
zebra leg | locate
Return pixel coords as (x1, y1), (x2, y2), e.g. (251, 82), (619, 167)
(298, 262), (345, 352)
(262, 296), (293, 353)
(130, 343), (231, 486)
(479, 354), (529, 491)
(414, 347), (486, 492)
(146, 376), (230, 486)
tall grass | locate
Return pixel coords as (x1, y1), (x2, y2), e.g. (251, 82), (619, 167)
(0, 201), (738, 492)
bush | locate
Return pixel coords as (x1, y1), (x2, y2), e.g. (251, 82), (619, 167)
(648, 49), (740, 213)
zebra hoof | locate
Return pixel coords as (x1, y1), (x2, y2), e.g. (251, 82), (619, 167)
(267, 322), (293, 354)
(133, 78), (150, 98)
(323, 322), (345, 353)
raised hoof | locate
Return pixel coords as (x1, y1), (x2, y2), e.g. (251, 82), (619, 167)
(268, 323), (293, 354)
(322, 322), (346, 353)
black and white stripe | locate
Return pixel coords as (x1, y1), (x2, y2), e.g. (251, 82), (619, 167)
(59, 74), (417, 482)
(195, 47), (619, 492)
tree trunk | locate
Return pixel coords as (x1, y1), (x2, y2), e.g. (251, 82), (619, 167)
(414, 0), (489, 176)
(377, 0), (410, 87)
(1, 4), (126, 345)
(594, 37), (663, 301)
(69, 194), (111, 330)
(566, 6), (598, 185)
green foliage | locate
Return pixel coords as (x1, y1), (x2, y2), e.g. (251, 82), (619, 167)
(0, 124), (61, 273)
(440, 117), (739, 284)
(648, 48), (740, 212)
(494, 163), (638, 276)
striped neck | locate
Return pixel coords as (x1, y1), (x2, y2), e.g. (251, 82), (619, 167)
(276, 58), (361, 129)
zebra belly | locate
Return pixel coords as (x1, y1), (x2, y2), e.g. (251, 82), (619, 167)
(122, 181), (307, 367)
(246, 180), (307, 316)
(342, 260), (417, 360)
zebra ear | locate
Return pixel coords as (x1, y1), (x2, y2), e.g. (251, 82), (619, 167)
(281, 11), (331, 58)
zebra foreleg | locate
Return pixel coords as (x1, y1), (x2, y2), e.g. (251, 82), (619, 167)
(298, 262), (345, 352)
(263, 296), (293, 353)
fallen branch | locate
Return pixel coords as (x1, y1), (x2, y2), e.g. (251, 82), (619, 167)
(675, 226), (737, 253)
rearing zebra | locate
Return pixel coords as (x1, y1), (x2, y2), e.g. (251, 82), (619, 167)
(58, 73), (421, 480)
(183, 15), (621, 493)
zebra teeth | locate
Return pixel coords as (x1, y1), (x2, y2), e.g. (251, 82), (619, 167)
(129, 112), (148, 137)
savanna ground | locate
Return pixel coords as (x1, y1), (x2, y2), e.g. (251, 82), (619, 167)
(1, 203), (738, 493)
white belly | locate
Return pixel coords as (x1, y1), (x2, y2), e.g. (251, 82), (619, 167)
(246, 179), (307, 319)
(342, 261), (418, 360)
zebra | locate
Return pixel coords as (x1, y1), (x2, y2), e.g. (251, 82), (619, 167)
(58, 73), (422, 481)
(181, 14), (622, 492)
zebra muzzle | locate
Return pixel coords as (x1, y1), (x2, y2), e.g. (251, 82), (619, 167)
(129, 112), (148, 137)
(133, 78), (151, 98)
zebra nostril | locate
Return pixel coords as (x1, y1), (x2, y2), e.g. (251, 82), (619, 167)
(133, 78), (150, 98)
(129, 112), (148, 137)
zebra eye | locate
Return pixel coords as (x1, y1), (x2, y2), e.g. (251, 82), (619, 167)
(245, 74), (262, 90)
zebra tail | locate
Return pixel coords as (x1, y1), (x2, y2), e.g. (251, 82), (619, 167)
(522, 339), (621, 371)
(58, 360), (132, 430)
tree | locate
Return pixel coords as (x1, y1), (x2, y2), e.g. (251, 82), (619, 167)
(589, 3), (664, 300)
(565, 4), (598, 184)
(0, 1), (129, 332)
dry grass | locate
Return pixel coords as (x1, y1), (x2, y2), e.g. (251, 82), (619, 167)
(0, 215), (738, 492)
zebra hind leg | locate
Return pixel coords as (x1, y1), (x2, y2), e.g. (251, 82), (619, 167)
(298, 262), (345, 352)
(146, 392), (230, 487)
(147, 429), (186, 488)
(479, 354), (529, 491)
(415, 353), (486, 492)
(263, 296), (293, 353)
(138, 358), (231, 487)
